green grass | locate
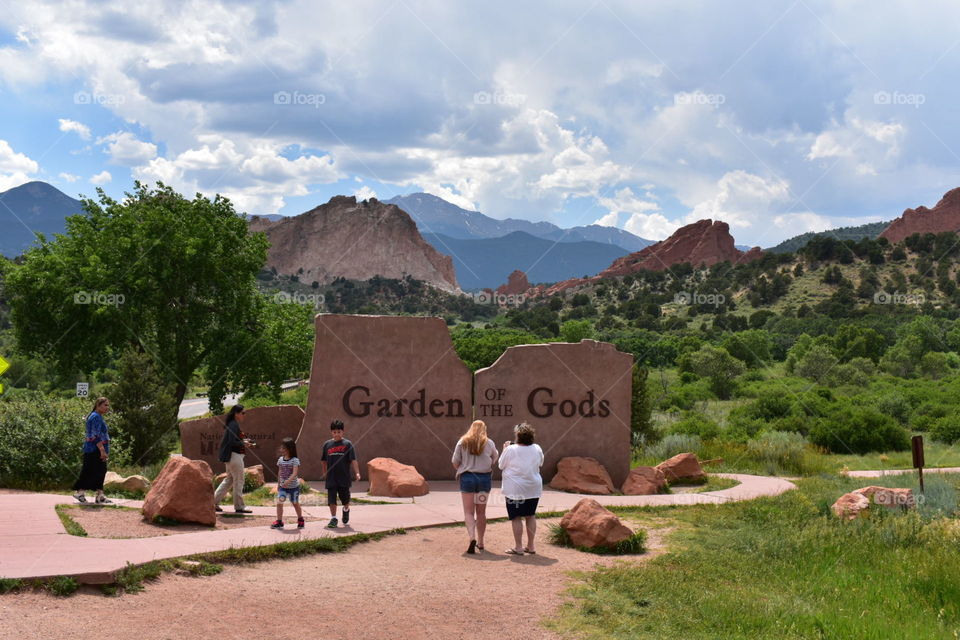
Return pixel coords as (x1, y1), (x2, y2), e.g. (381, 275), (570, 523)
(668, 475), (738, 493)
(551, 474), (960, 639)
(55, 504), (88, 537)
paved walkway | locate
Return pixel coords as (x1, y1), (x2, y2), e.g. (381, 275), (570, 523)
(0, 474), (794, 584)
(845, 467), (960, 478)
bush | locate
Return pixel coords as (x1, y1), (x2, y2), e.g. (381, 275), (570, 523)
(668, 412), (720, 440)
(0, 392), (126, 489)
(645, 433), (702, 461)
(746, 431), (808, 475)
(875, 393), (911, 426)
(931, 412), (960, 444)
(808, 406), (910, 454)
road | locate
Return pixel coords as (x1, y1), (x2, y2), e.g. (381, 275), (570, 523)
(177, 381), (307, 419)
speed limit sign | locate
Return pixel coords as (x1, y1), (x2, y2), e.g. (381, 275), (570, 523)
(76, 383), (89, 398)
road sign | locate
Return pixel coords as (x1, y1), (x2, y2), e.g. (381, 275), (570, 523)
(0, 355), (8, 395)
(76, 382), (90, 398)
(912, 435), (925, 493)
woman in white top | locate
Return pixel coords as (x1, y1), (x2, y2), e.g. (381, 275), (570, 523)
(498, 422), (544, 555)
(452, 420), (498, 554)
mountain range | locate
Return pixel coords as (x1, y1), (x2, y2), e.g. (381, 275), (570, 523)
(0, 182), (83, 257)
(421, 231), (629, 290)
(383, 193), (653, 252)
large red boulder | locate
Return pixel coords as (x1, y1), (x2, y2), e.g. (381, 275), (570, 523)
(560, 498), (634, 549)
(549, 457), (615, 495)
(142, 457), (216, 525)
(367, 458), (429, 497)
(621, 466), (667, 495)
(832, 486), (916, 520)
(656, 453), (706, 484)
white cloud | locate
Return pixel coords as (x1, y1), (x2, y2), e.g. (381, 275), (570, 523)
(58, 172), (80, 182)
(97, 131), (158, 166)
(135, 136), (341, 213)
(90, 170), (112, 185)
(0, 139), (39, 191)
(354, 185), (377, 201)
(688, 170), (791, 230)
(58, 118), (91, 140)
(594, 187), (676, 240)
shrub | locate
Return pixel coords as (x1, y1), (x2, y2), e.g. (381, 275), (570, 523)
(875, 393), (911, 426)
(931, 413), (960, 444)
(668, 412), (720, 440)
(0, 392), (122, 490)
(645, 433), (702, 461)
(808, 406), (910, 454)
(746, 431), (808, 475)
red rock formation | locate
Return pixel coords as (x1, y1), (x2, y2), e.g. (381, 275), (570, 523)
(495, 270), (531, 296)
(540, 219), (761, 295)
(249, 196), (460, 292)
(880, 187), (960, 244)
(559, 498), (634, 549)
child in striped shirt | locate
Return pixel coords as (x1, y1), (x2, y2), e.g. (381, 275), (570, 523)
(271, 437), (304, 530)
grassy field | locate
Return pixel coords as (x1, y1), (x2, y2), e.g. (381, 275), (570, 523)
(551, 473), (960, 639)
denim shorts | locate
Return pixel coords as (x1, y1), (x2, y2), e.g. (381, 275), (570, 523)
(278, 485), (300, 503)
(459, 471), (492, 493)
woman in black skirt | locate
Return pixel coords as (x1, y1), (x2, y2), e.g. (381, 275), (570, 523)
(498, 422), (544, 555)
(73, 397), (112, 504)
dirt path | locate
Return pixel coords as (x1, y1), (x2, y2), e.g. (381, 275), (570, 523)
(0, 518), (665, 640)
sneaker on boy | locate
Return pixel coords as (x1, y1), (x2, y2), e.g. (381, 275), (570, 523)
(327, 517), (338, 528)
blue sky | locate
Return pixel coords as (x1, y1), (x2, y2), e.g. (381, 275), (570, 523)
(1, 1), (959, 247)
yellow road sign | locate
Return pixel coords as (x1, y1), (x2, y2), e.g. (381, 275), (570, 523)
(0, 355), (7, 394)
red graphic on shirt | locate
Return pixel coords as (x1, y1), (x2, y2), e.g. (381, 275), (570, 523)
(327, 445), (348, 454)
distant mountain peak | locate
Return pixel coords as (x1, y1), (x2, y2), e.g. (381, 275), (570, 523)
(0, 181), (84, 257)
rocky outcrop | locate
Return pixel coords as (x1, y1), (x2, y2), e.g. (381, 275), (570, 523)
(496, 270), (531, 296)
(560, 498), (634, 549)
(103, 472), (150, 494)
(832, 485), (916, 520)
(142, 457), (216, 526)
(880, 188), (960, 244)
(249, 196), (460, 292)
(621, 466), (667, 495)
(655, 453), (706, 484)
(541, 219), (761, 295)
(549, 457), (616, 495)
(367, 457), (429, 497)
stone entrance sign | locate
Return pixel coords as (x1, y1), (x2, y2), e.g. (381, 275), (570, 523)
(179, 405), (305, 481)
(297, 314), (474, 479)
(474, 341), (632, 486)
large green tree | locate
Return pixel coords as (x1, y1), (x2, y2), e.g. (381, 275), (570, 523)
(5, 182), (306, 419)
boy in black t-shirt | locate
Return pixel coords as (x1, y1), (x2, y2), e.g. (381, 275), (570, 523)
(321, 419), (360, 528)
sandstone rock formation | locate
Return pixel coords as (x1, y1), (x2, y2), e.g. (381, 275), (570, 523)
(103, 472), (150, 494)
(495, 270), (531, 296)
(142, 457), (216, 526)
(560, 498), (634, 549)
(249, 196), (459, 292)
(541, 219), (762, 295)
(880, 187), (960, 244)
(214, 464), (265, 491)
(832, 485), (916, 520)
(548, 457), (616, 495)
(367, 457), (429, 497)
(621, 466), (667, 495)
(655, 452), (706, 484)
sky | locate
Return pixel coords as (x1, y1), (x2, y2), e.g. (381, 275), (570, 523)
(0, 0), (958, 247)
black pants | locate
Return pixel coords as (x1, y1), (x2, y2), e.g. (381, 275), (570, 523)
(73, 451), (107, 491)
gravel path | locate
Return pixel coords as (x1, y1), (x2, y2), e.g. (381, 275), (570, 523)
(0, 518), (666, 640)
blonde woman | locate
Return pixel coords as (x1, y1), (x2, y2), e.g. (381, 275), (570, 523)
(452, 420), (499, 554)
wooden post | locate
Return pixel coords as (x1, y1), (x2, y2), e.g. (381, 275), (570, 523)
(911, 435), (925, 494)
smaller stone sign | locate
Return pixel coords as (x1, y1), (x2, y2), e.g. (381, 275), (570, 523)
(179, 405), (305, 481)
